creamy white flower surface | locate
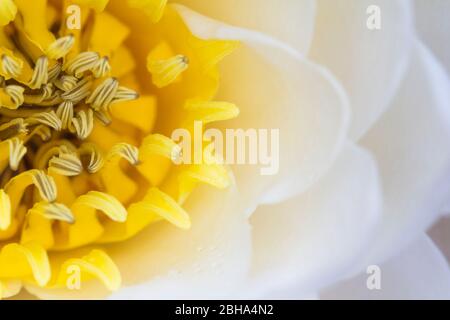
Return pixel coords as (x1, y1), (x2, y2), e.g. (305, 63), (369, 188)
(109, 0), (450, 299)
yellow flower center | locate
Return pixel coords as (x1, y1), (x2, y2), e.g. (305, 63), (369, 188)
(0, 0), (239, 299)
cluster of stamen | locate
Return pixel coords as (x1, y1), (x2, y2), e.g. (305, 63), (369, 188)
(0, 32), (139, 223)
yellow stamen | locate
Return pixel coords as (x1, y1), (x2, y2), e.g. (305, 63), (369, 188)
(92, 56), (111, 78)
(60, 77), (93, 103)
(141, 133), (181, 162)
(94, 109), (112, 125)
(0, 119), (28, 140)
(5, 169), (57, 203)
(184, 100), (240, 125)
(24, 125), (51, 143)
(107, 143), (139, 165)
(28, 56), (49, 89)
(147, 54), (189, 88)
(0, 0), (17, 26)
(79, 143), (104, 173)
(56, 101), (74, 129)
(73, 191), (127, 222)
(45, 35), (75, 60)
(136, 187), (190, 229)
(0, 242), (50, 287)
(0, 280), (21, 300)
(0, 52), (23, 79)
(28, 111), (62, 131)
(48, 149), (83, 177)
(56, 249), (121, 292)
(29, 201), (75, 224)
(8, 138), (27, 171)
(47, 62), (62, 82)
(54, 75), (78, 91)
(86, 77), (118, 111)
(71, 109), (94, 139)
(112, 86), (139, 105)
(63, 51), (100, 78)
(4, 85), (25, 109)
(0, 189), (11, 230)
(41, 84), (54, 100)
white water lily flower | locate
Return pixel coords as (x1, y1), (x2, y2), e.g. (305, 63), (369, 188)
(0, 0), (448, 300)
(107, 0), (450, 300)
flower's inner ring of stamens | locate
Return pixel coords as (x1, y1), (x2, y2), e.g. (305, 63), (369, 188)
(0, 29), (138, 191)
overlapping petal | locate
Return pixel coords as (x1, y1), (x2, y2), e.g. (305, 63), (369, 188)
(174, 5), (351, 205)
(415, 0), (450, 74)
(310, 0), (415, 140)
(358, 40), (450, 266)
(321, 235), (450, 299)
(172, 0), (316, 54)
(246, 143), (382, 298)
(108, 185), (251, 299)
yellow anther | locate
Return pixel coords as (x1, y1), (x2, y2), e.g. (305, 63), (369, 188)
(46, 35), (75, 60)
(49, 149), (83, 176)
(60, 77), (93, 103)
(79, 143), (104, 173)
(4, 85), (25, 108)
(56, 101), (74, 129)
(0, 52), (23, 79)
(63, 51), (100, 78)
(86, 77), (118, 111)
(92, 56), (111, 78)
(8, 138), (26, 171)
(28, 111), (62, 131)
(107, 143), (139, 165)
(71, 109), (94, 139)
(0, 189), (11, 230)
(73, 191), (127, 222)
(0, 0), (17, 26)
(147, 54), (189, 88)
(28, 56), (49, 89)
(29, 201), (75, 224)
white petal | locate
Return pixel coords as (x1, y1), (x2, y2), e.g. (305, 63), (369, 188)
(108, 185), (252, 299)
(175, 5), (351, 204)
(415, 0), (450, 74)
(321, 235), (450, 299)
(428, 217), (450, 264)
(245, 143), (382, 298)
(172, 0), (316, 54)
(359, 40), (450, 265)
(310, 0), (415, 140)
